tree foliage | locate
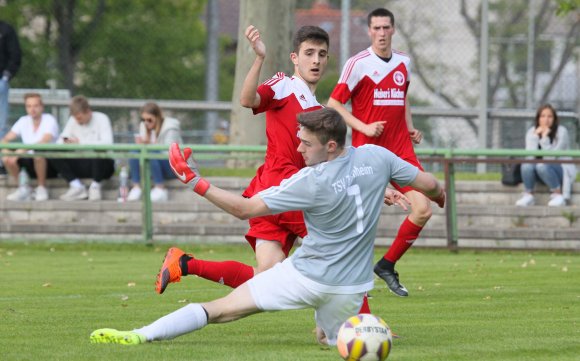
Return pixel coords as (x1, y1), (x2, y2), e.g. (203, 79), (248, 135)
(1, 0), (223, 100)
(460, 0), (580, 108)
(393, 0), (580, 137)
(556, 0), (580, 15)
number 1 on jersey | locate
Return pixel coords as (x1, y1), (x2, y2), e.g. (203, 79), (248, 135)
(347, 184), (364, 234)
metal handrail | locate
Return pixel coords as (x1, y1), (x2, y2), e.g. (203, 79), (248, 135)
(416, 148), (580, 249)
(9, 96), (579, 121)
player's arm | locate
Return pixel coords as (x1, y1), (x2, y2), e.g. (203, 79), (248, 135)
(204, 186), (270, 220)
(327, 97), (385, 138)
(408, 170), (445, 208)
(405, 95), (422, 144)
(168, 143), (272, 219)
(239, 25), (265, 109)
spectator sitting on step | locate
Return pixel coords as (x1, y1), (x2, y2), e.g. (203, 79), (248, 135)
(49, 95), (115, 201)
(1, 93), (59, 201)
(127, 102), (183, 203)
(515, 104), (576, 207)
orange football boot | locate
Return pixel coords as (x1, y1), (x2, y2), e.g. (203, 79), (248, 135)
(155, 247), (187, 294)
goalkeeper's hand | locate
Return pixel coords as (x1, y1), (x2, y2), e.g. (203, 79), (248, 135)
(168, 143), (210, 195)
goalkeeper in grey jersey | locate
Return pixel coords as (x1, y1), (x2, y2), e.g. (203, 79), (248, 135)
(90, 108), (445, 347)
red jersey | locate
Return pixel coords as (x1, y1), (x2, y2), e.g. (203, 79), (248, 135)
(243, 73), (322, 197)
(330, 47), (414, 158)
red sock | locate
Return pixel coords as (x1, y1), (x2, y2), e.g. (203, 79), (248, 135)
(188, 259), (254, 288)
(358, 293), (371, 314)
(384, 217), (423, 263)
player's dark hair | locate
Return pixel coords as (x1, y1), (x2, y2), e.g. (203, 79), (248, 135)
(367, 8), (395, 27)
(534, 103), (559, 143)
(293, 25), (329, 53)
(298, 108), (346, 148)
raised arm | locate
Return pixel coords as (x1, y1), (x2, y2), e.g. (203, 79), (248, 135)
(239, 25), (266, 109)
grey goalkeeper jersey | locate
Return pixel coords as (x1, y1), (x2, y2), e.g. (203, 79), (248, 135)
(259, 145), (419, 294)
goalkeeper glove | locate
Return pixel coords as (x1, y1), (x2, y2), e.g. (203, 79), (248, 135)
(168, 143), (210, 195)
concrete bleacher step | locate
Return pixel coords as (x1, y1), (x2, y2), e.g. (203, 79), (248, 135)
(455, 180), (580, 206)
(1, 177), (579, 249)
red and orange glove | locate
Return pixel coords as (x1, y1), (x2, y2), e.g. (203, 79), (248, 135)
(168, 143), (210, 195)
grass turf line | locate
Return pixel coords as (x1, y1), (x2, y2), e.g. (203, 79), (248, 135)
(0, 242), (577, 361)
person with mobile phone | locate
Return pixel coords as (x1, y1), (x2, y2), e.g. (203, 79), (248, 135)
(49, 95), (115, 201)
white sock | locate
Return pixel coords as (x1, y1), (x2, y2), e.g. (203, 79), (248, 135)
(133, 303), (208, 341)
(70, 179), (83, 188)
(90, 181), (101, 189)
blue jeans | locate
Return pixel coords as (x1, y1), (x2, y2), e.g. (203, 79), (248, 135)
(0, 79), (9, 138)
(129, 157), (175, 186)
(521, 162), (563, 193)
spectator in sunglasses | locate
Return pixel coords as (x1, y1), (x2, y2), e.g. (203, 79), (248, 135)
(127, 102), (183, 202)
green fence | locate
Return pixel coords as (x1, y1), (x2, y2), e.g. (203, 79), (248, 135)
(2, 143), (580, 246)
(416, 148), (580, 249)
(0, 143), (266, 243)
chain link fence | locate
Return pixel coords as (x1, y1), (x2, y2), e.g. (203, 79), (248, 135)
(386, 0), (579, 150)
(3, 0), (579, 155)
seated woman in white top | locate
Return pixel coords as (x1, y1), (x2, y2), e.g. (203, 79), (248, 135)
(516, 104), (571, 207)
(127, 102), (183, 202)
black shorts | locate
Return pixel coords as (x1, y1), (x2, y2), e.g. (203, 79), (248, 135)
(17, 157), (58, 179)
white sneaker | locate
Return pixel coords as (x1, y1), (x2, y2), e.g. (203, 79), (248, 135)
(88, 184), (102, 201)
(34, 186), (49, 201)
(60, 186), (88, 201)
(515, 193), (535, 207)
(150, 187), (168, 202)
(127, 186), (142, 201)
(7, 186), (31, 201)
(548, 193), (565, 207)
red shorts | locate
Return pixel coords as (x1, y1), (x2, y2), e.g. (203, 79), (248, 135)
(390, 151), (424, 194)
(245, 210), (306, 257)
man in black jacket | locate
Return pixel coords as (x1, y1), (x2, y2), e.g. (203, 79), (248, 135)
(0, 20), (22, 175)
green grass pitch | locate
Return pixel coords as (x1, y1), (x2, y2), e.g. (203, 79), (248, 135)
(0, 242), (578, 361)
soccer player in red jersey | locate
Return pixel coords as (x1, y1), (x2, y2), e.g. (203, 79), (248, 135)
(328, 8), (432, 297)
(155, 24), (373, 313)
(152, 24), (386, 314)
(90, 108), (445, 347)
